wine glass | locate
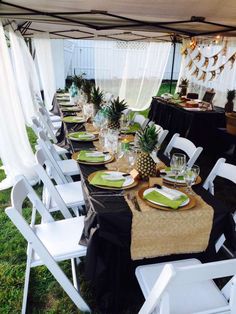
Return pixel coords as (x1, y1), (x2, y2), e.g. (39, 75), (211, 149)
(127, 149), (136, 171)
(170, 153), (186, 188)
(184, 165), (200, 194)
(114, 142), (124, 171)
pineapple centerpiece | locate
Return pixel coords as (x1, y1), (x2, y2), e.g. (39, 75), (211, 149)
(91, 86), (104, 114)
(136, 124), (159, 179)
(106, 97), (127, 130)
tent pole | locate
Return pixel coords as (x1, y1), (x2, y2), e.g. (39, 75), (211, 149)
(169, 36), (177, 94)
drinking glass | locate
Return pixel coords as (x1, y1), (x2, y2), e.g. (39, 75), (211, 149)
(184, 165), (200, 194)
(170, 153), (186, 188)
(127, 149), (136, 171)
(114, 142), (124, 171)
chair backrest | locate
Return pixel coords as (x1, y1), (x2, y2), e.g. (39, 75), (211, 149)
(5, 177), (90, 312)
(138, 259), (236, 314)
(38, 109), (57, 143)
(203, 158), (236, 195)
(202, 90), (215, 104)
(164, 133), (203, 167)
(133, 114), (149, 129)
(35, 148), (68, 185)
(37, 129), (62, 162)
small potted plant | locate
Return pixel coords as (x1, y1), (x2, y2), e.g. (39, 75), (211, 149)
(225, 89), (236, 113)
(73, 73), (85, 90)
(179, 78), (189, 97)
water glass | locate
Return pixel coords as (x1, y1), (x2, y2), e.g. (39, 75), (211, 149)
(127, 149), (136, 171)
(184, 165), (200, 194)
(114, 142), (124, 171)
(170, 153), (187, 188)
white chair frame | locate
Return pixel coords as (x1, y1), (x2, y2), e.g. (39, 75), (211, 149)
(203, 158), (236, 255)
(164, 133), (203, 167)
(5, 176), (90, 313)
(133, 113), (149, 129)
(35, 149), (84, 216)
(136, 258), (236, 314)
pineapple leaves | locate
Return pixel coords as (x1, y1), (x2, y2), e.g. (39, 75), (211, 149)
(91, 86), (104, 109)
(137, 124), (159, 153)
(106, 97), (128, 121)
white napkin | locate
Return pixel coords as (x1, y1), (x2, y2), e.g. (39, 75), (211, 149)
(102, 172), (124, 181)
(155, 186), (181, 200)
(86, 152), (105, 157)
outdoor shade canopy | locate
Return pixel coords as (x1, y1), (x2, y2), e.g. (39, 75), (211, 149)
(1, 0), (236, 41)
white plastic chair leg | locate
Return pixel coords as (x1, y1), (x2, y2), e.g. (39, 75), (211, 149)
(22, 249), (32, 314)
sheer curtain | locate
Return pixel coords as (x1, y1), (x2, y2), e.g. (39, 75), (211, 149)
(95, 41), (171, 110)
(33, 33), (56, 110)
(64, 39), (76, 79)
(0, 20), (37, 190)
(177, 38), (236, 107)
(9, 25), (39, 126)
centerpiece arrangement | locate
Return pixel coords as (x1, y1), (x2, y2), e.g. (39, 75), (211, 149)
(136, 124), (159, 179)
(106, 97), (127, 130)
(179, 78), (189, 97)
(91, 86), (104, 114)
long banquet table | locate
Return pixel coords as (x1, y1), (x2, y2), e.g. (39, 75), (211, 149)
(60, 112), (236, 313)
(148, 97), (226, 149)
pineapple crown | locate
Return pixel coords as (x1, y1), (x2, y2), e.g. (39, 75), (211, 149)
(73, 73), (85, 89)
(91, 86), (104, 109)
(227, 89), (236, 101)
(82, 80), (94, 103)
(180, 78), (189, 86)
(106, 97), (127, 121)
(137, 124), (159, 154)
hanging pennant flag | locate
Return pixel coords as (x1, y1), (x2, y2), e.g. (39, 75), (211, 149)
(202, 57), (209, 68)
(193, 52), (201, 62)
(198, 71), (207, 82)
(209, 71), (216, 81)
(189, 39), (197, 51)
(191, 66), (199, 77)
(229, 53), (236, 69)
(187, 59), (193, 70)
(219, 65), (224, 74)
(222, 41), (228, 56)
(212, 55), (218, 66)
(181, 47), (188, 57)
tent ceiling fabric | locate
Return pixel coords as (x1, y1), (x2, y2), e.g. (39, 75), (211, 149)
(1, 0), (236, 41)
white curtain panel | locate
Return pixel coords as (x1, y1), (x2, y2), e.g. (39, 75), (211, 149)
(8, 26), (39, 126)
(177, 38), (236, 107)
(33, 32), (56, 110)
(64, 39), (76, 79)
(95, 40), (171, 110)
(0, 21), (37, 190)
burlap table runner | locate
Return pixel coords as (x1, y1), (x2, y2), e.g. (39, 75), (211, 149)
(124, 183), (214, 260)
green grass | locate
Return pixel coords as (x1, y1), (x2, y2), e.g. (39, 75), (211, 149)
(0, 83), (175, 313)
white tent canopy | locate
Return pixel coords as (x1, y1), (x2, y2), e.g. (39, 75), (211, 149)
(0, 0), (236, 41)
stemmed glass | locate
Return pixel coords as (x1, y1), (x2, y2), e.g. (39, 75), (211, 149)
(170, 153), (186, 188)
(114, 142), (124, 171)
(127, 149), (136, 171)
(184, 165), (200, 194)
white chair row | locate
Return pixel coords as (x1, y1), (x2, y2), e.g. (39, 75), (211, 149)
(6, 176), (90, 313)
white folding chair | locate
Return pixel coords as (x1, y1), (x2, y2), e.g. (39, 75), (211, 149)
(37, 98), (61, 122)
(5, 176), (90, 314)
(203, 158), (236, 255)
(136, 258), (236, 314)
(35, 149), (84, 215)
(164, 133), (203, 167)
(39, 107), (62, 132)
(133, 113), (149, 129)
(37, 129), (80, 178)
(32, 117), (68, 158)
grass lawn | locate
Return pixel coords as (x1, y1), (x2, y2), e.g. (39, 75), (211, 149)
(0, 82), (176, 313)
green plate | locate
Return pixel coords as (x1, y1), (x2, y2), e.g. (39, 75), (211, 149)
(61, 107), (81, 112)
(67, 131), (97, 141)
(62, 116), (86, 123)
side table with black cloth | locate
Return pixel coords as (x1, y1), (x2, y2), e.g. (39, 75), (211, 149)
(62, 120), (236, 313)
(148, 97), (226, 150)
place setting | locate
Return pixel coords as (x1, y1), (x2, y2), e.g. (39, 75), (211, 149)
(62, 115), (87, 123)
(67, 131), (99, 142)
(61, 106), (81, 113)
(73, 150), (114, 165)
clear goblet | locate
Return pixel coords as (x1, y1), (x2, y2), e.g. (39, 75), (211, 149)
(170, 153), (186, 189)
(184, 165), (200, 194)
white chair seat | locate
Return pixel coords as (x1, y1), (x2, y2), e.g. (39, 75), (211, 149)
(50, 115), (61, 123)
(32, 216), (86, 267)
(58, 159), (80, 176)
(136, 259), (228, 314)
(53, 144), (69, 156)
(55, 181), (84, 207)
(52, 121), (62, 131)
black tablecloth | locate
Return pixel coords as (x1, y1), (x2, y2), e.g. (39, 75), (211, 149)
(61, 116), (236, 313)
(148, 97), (226, 149)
